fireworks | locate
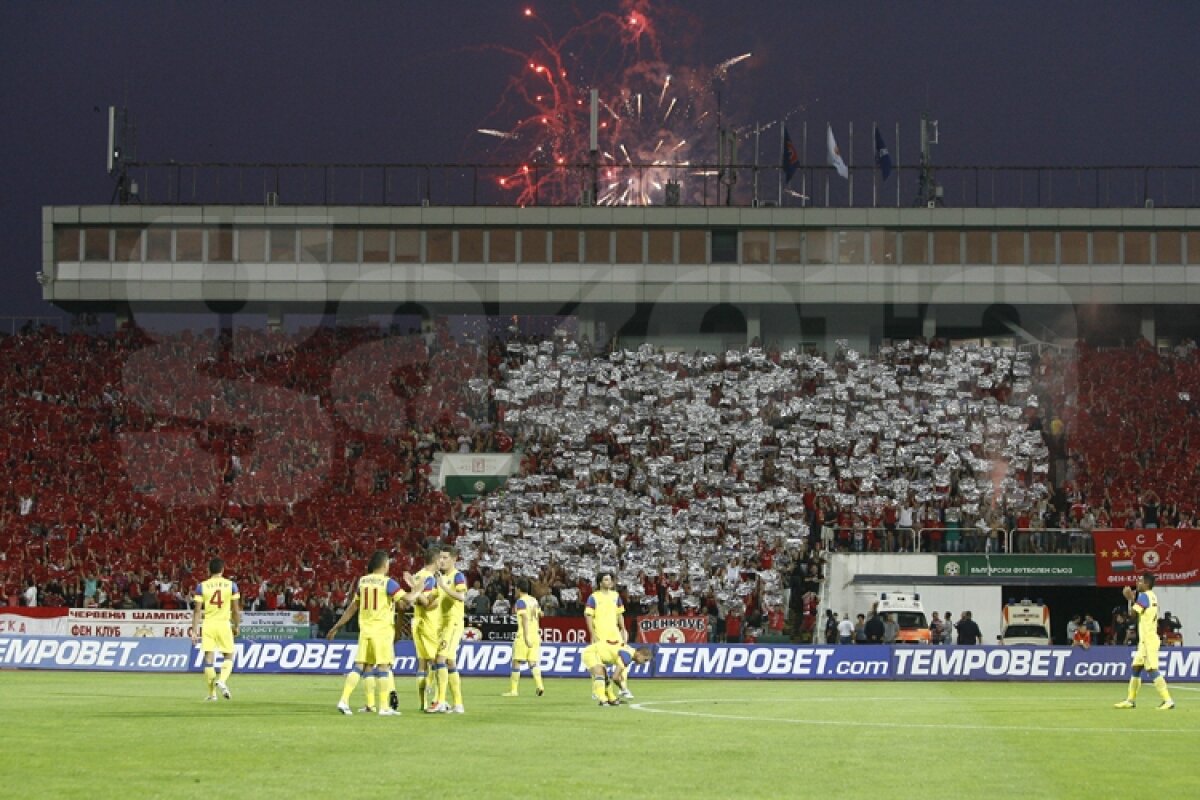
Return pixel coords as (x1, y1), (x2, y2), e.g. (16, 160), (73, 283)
(479, 1), (752, 206)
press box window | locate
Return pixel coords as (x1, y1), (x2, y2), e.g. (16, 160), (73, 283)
(489, 229), (516, 263)
(55, 228), (80, 262)
(362, 229), (390, 263)
(678, 230), (706, 264)
(394, 230), (420, 263)
(551, 230), (580, 263)
(113, 228), (143, 262)
(711, 229), (737, 263)
(209, 227), (234, 262)
(426, 230), (452, 262)
(177, 228), (204, 262)
(521, 229), (549, 262)
(458, 230), (484, 262)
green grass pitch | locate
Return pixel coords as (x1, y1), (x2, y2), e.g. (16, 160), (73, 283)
(4, 671), (1195, 798)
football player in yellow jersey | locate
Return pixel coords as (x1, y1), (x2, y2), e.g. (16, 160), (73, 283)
(585, 571), (634, 698)
(502, 577), (545, 697)
(328, 550), (421, 716)
(404, 545), (443, 710)
(585, 571), (626, 645)
(582, 642), (653, 706)
(1115, 572), (1175, 710)
(428, 545), (469, 713)
(190, 557), (241, 701)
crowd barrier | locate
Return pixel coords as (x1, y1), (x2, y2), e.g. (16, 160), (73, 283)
(824, 526), (1089, 554)
(3, 636), (1198, 682)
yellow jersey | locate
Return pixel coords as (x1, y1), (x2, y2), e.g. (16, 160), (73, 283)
(411, 566), (441, 627)
(436, 570), (468, 628)
(515, 593), (542, 643)
(585, 589), (625, 644)
(194, 577), (239, 627)
(1132, 589), (1161, 645)
(355, 573), (402, 633)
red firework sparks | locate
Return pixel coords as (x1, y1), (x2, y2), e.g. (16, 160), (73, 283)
(477, 1), (751, 206)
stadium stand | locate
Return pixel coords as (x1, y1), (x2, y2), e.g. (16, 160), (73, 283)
(3, 323), (1197, 631)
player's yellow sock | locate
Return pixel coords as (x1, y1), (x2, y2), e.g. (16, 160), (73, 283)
(417, 672), (427, 705)
(509, 669), (521, 694)
(448, 669), (462, 706)
(435, 664), (449, 704)
(218, 657), (234, 684)
(1127, 675), (1142, 701)
(340, 669), (362, 704)
(363, 675), (376, 709)
(592, 677), (606, 700)
(380, 670), (396, 705)
(204, 666), (217, 694)
(1153, 676), (1172, 703)
(606, 681), (619, 702)
(532, 668), (544, 693)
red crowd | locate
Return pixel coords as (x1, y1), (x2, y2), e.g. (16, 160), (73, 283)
(3, 325), (1199, 616)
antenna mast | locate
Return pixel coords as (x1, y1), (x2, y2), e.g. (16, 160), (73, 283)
(107, 106), (138, 204)
(914, 111), (942, 207)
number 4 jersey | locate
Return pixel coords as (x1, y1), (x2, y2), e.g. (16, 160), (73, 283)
(195, 577), (240, 628)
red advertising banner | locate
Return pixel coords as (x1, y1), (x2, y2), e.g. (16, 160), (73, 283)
(637, 614), (710, 643)
(1093, 529), (1200, 587)
(538, 616), (592, 644)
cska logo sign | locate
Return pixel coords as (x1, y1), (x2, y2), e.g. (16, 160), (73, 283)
(1114, 531), (1185, 571)
(1095, 529), (1200, 586)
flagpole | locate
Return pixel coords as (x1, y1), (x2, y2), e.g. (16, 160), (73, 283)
(824, 122), (830, 207)
(895, 121), (901, 208)
(872, 121), (878, 208)
(778, 122), (785, 207)
(753, 122), (761, 207)
(848, 121), (854, 207)
(802, 120), (808, 208)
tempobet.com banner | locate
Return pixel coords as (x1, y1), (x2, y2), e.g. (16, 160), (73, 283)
(4, 637), (1200, 682)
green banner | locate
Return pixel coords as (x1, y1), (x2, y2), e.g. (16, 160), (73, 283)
(444, 474), (509, 499)
(437, 454), (516, 499)
(241, 625), (311, 640)
(937, 555), (1095, 579)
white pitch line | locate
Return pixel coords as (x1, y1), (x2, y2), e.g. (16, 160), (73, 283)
(627, 699), (1194, 734)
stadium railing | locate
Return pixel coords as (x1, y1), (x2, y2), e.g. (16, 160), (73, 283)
(827, 526), (918, 554)
(1007, 528), (1092, 555)
(916, 526), (999, 554)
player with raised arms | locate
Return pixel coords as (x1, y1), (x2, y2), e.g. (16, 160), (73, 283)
(1114, 572), (1175, 710)
(502, 577), (545, 697)
(190, 557), (241, 701)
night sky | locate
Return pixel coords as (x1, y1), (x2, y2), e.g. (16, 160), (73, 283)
(3, 1), (1199, 317)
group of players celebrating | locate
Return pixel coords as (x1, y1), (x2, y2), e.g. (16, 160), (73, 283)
(326, 544), (468, 715)
(317, 547), (653, 714)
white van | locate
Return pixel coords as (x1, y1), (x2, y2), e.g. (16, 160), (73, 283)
(877, 592), (931, 644)
(999, 600), (1052, 646)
